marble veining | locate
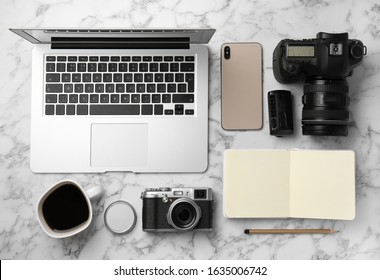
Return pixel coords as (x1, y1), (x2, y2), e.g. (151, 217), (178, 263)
(1, 0), (380, 259)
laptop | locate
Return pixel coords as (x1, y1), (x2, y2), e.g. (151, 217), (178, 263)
(10, 28), (215, 173)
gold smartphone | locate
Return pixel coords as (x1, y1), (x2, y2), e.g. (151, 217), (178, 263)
(221, 43), (263, 130)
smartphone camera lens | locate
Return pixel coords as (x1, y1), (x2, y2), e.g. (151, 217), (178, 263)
(224, 46), (230, 59)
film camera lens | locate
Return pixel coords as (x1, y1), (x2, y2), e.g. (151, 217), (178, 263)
(302, 78), (350, 136)
(167, 198), (201, 231)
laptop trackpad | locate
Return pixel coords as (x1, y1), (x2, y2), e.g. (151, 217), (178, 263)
(91, 123), (148, 167)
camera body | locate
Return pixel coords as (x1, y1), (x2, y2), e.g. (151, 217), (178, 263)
(272, 32), (366, 136)
(273, 32), (365, 83)
(141, 187), (213, 232)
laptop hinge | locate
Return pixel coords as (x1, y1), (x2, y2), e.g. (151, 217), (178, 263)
(51, 37), (190, 49)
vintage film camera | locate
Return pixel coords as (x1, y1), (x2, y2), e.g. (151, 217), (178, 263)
(141, 187), (213, 232)
(273, 32), (366, 136)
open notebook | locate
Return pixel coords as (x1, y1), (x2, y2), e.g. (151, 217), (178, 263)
(223, 149), (355, 220)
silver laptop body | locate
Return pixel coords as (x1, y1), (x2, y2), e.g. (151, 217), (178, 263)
(10, 28), (215, 173)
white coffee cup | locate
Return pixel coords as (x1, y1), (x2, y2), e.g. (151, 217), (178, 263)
(37, 180), (102, 238)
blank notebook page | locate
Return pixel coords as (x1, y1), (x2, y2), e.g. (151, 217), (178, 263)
(290, 150), (355, 220)
(223, 149), (290, 218)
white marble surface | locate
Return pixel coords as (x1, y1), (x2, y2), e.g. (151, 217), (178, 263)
(1, 0), (380, 260)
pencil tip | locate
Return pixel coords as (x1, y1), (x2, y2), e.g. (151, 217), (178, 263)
(244, 229), (249, 234)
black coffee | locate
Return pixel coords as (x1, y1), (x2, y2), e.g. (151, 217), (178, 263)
(42, 184), (90, 231)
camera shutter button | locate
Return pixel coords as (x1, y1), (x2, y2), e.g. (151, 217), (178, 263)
(162, 195), (169, 203)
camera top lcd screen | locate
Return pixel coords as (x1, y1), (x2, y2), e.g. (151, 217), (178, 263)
(287, 45), (315, 57)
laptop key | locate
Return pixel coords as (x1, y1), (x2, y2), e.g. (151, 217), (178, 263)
(64, 84), (73, 93)
(170, 63), (179, 72)
(111, 56), (120, 62)
(108, 63), (117, 72)
(77, 105), (88, 115)
(116, 84), (125, 93)
(67, 63), (76, 72)
(90, 94), (99, 103)
(45, 105), (54, 115)
(88, 63), (96, 72)
(95, 84), (104, 93)
(113, 74), (122, 82)
(173, 94), (194, 103)
(121, 56), (131, 61)
(175, 73), (184, 82)
(57, 56), (66, 61)
(82, 74), (91, 82)
(139, 63), (148, 72)
(185, 109), (194, 115)
(150, 63), (158, 72)
(124, 73), (132, 82)
(46, 63), (55, 72)
(129, 63), (138, 72)
(175, 56), (184, 61)
(106, 84), (114, 93)
(85, 84), (94, 93)
(121, 94), (130, 103)
(181, 63), (195, 72)
(143, 56), (152, 62)
(89, 56), (99, 62)
(98, 63), (107, 72)
(152, 94), (161, 103)
(147, 84), (156, 93)
(79, 56), (88, 62)
(68, 56), (77, 62)
(74, 84), (84, 93)
(45, 94), (57, 103)
(136, 84), (145, 93)
(142, 104), (153, 115)
(100, 94), (109, 103)
(131, 94), (140, 103)
(79, 94), (88, 103)
(185, 56), (195, 61)
(157, 84), (166, 93)
(144, 73), (153, 83)
(178, 83), (186, 93)
(119, 63), (128, 72)
(167, 84), (176, 93)
(90, 105), (140, 115)
(69, 94), (78, 103)
(72, 74), (81, 82)
(155, 73), (163, 82)
(46, 74), (60, 82)
(142, 94), (150, 103)
(175, 104), (184, 115)
(93, 74), (101, 82)
(132, 56), (141, 62)
(186, 73), (194, 92)
(153, 56), (162, 61)
(162, 94), (171, 103)
(126, 84), (135, 93)
(164, 56), (173, 61)
(59, 94), (68, 103)
(100, 56), (109, 62)
(103, 74), (112, 82)
(56, 105), (65, 115)
(46, 56), (55, 62)
(77, 63), (86, 72)
(165, 73), (174, 82)
(111, 94), (119, 103)
(57, 63), (65, 72)
(46, 84), (62, 93)
(66, 105), (75, 115)
(160, 63), (169, 72)
(164, 109), (173, 115)
(134, 73), (143, 82)
(154, 104), (163, 115)
(62, 74), (71, 82)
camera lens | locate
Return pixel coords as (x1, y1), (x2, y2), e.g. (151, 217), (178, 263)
(167, 198), (201, 231)
(302, 78), (350, 136)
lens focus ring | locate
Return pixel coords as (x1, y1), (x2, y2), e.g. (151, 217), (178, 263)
(304, 83), (348, 94)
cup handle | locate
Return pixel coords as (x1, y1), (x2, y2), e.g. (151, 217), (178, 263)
(85, 185), (103, 201)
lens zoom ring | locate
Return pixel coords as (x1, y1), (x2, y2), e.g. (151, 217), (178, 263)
(302, 109), (349, 119)
(304, 83), (348, 94)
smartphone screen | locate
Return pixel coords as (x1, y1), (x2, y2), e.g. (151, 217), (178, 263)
(221, 43), (263, 130)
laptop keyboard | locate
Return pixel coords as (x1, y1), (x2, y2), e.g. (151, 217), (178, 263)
(44, 55), (196, 116)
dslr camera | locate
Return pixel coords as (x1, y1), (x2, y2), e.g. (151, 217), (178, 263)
(273, 32), (366, 136)
(141, 187), (213, 232)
